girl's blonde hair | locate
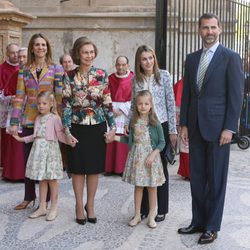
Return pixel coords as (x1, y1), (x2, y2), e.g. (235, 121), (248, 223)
(134, 45), (161, 85)
(37, 91), (58, 115)
(130, 90), (159, 128)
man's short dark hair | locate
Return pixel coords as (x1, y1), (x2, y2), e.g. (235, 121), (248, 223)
(198, 13), (221, 27)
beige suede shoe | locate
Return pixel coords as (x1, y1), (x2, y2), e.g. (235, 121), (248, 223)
(46, 209), (57, 221)
(46, 204), (57, 221)
(128, 215), (141, 227)
(29, 207), (47, 219)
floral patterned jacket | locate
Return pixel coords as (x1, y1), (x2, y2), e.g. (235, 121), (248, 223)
(129, 70), (177, 134)
(62, 66), (115, 129)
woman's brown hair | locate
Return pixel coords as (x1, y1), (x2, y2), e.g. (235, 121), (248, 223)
(71, 36), (98, 65)
(134, 45), (161, 84)
(26, 33), (53, 67)
(130, 90), (159, 128)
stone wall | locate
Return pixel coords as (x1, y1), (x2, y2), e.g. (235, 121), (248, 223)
(0, 1), (34, 62)
(10, 0), (156, 73)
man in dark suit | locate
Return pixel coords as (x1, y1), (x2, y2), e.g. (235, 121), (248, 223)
(178, 13), (244, 244)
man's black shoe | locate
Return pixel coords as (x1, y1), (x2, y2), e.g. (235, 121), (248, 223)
(198, 231), (217, 244)
(178, 225), (204, 234)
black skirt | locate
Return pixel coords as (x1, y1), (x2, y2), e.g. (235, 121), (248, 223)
(67, 122), (107, 174)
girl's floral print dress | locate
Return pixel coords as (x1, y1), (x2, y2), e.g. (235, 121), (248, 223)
(122, 119), (165, 187)
(25, 113), (63, 180)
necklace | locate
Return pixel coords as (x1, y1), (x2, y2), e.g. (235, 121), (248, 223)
(36, 68), (42, 73)
(34, 62), (46, 72)
(80, 71), (89, 79)
(78, 70), (90, 84)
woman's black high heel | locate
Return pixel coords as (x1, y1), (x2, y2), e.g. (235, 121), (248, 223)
(84, 205), (97, 224)
(75, 206), (86, 225)
(76, 218), (87, 225)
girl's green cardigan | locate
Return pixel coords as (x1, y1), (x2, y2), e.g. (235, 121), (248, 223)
(120, 123), (165, 151)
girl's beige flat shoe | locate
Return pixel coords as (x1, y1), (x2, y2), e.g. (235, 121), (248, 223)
(128, 215), (141, 227)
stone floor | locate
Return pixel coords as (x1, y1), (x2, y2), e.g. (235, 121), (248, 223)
(0, 145), (250, 250)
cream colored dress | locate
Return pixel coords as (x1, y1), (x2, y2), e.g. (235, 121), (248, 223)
(25, 114), (63, 180)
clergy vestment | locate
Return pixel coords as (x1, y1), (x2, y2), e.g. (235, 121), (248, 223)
(105, 71), (133, 174)
(0, 61), (25, 180)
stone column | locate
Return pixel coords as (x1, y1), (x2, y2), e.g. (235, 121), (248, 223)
(0, 0), (35, 62)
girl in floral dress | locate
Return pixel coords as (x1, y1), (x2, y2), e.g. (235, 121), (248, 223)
(13, 91), (76, 221)
(114, 90), (165, 228)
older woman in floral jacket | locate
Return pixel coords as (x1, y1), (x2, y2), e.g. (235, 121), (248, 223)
(62, 37), (116, 225)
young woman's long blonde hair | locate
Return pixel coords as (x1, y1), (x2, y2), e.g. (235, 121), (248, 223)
(130, 90), (159, 129)
(37, 91), (58, 115)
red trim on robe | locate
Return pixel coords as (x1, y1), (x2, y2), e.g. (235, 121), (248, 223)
(173, 78), (183, 108)
(108, 72), (134, 102)
(0, 61), (19, 95)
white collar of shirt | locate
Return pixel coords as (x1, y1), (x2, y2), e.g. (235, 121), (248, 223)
(6, 60), (19, 67)
(203, 41), (220, 63)
(115, 70), (130, 78)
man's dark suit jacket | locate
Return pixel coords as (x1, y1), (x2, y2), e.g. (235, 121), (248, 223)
(180, 44), (244, 141)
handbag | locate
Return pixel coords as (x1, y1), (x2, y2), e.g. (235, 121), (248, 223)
(164, 143), (176, 165)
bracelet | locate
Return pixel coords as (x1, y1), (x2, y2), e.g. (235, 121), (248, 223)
(64, 127), (72, 137)
(66, 133), (72, 138)
(110, 125), (117, 131)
